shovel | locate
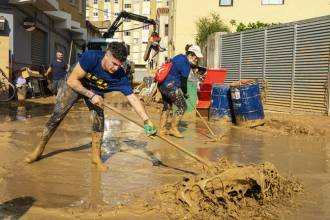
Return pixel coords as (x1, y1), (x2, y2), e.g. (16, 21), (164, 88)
(103, 103), (212, 169)
(185, 93), (225, 143)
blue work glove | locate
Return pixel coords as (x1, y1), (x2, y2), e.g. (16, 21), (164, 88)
(144, 119), (157, 136)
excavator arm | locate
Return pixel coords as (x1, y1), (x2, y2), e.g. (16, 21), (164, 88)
(103, 11), (157, 38)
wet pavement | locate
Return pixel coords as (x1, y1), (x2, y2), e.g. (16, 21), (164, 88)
(0, 96), (329, 219)
(0, 101), (54, 122)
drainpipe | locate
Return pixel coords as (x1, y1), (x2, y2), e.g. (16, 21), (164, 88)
(328, 51), (330, 116)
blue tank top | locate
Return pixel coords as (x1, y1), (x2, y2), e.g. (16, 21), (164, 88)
(79, 50), (133, 96)
(161, 54), (191, 88)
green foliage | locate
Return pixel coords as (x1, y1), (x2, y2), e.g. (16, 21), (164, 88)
(195, 13), (230, 44)
(230, 20), (279, 32)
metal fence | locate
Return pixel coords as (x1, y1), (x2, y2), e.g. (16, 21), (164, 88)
(219, 16), (330, 115)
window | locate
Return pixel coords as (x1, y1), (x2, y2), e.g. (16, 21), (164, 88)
(143, 25), (149, 30)
(78, 0), (82, 14)
(94, 0), (98, 4)
(124, 4), (131, 8)
(262, 0), (284, 5)
(133, 38), (139, 45)
(105, 0), (110, 2)
(115, 12), (119, 16)
(105, 9), (110, 18)
(115, 0), (118, 3)
(219, 0), (233, 6)
(124, 31), (130, 36)
(134, 3), (140, 13)
(124, 18), (131, 22)
(93, 11), (98, 17)
(165, 24), (168, 36)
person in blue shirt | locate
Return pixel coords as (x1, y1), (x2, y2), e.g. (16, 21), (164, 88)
(158, 44), (203, 138)
(24, 42), (157, 171)
(45, 50), (69, 95)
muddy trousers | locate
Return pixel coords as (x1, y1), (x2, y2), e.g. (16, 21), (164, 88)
(158, 85), (187, 116)
(27, 82), (104, 163)
(158, 84), (186, 138)
(43, 82), (104, 141)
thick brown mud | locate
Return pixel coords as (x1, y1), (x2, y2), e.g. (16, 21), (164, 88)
(250, 112), (330, 137)
(0, 95), (329, 219)
(151, 158), (302, 220)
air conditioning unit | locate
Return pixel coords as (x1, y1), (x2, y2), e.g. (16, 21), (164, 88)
(23, 17), (36, 32)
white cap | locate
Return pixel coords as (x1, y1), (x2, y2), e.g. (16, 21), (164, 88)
(187, 45), (203, 58)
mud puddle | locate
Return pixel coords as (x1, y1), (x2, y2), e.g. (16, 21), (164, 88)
(0, 101), (54, 122)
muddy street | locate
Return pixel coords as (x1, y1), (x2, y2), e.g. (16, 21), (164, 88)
(0, 96), (329, 220)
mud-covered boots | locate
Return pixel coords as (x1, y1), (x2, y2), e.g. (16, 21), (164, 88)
(24, 129), (52, 163)
(168, 115), (183, 138)
(91, 132), (108, 172)
(159, 111), (169, 135)
(24, 139), (47, 163)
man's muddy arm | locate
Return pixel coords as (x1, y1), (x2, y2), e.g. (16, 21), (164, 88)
(126, 94), (149, 121)
(67, 62), (94, 98)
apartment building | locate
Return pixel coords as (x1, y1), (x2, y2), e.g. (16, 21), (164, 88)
(86, 0), (168, 65)
(168, 0), (330, 57)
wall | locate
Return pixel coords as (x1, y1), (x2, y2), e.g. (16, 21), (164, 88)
(216, 16), (330, 115)
(0, 8), (13, 53)
(169, 0), (330, 55)
(58, 0), (86, 28)
(156, 10), (169, 66)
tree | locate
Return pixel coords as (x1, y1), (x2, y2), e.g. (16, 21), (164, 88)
(195, 13), (230, 45)
(230, 20), (279, 32)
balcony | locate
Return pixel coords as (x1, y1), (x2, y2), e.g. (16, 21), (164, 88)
(45, 11), (86, 42)
(45, 10), (71, 30)
(71, 20), (87, 42)
(9, 0), (58, 11)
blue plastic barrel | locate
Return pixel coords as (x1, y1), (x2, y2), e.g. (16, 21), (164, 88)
(209, 84), (233, 121)
(230, 80), (264, 127)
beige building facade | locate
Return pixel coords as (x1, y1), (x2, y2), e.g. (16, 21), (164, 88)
(86, 0), (168, 65)
(155, 7), (169, 67)
(168, 0), (330, 57)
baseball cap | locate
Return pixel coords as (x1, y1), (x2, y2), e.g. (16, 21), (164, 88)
(187, 45), (203, 58)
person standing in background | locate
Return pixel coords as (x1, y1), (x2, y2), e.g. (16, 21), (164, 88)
(45, 50), (70, 95)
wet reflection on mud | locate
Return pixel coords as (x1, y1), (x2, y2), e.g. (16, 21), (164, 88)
(88, 168), (106, 210)
(102, 118), (163, 167)
(0, 101), (54, 122)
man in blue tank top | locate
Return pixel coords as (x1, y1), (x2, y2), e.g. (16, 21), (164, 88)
(45, 50), (69, 95)
(24, 42), (157, 171)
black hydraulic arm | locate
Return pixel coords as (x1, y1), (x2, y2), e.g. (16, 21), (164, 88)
(103, 11), (156, 38)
